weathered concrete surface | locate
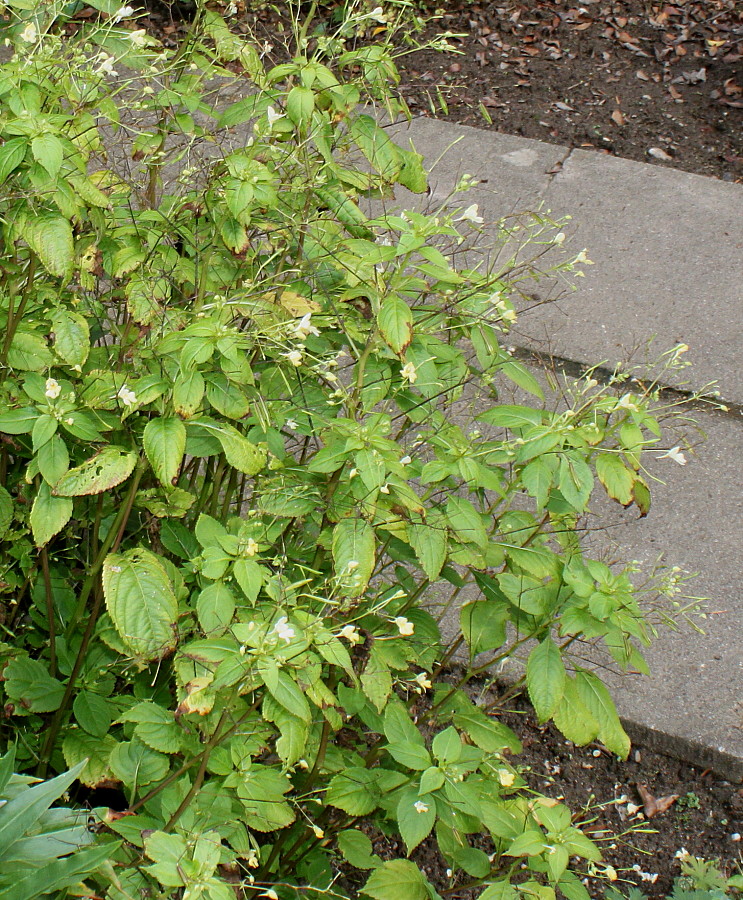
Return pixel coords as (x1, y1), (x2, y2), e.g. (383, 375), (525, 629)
(390, 118), (743, 407)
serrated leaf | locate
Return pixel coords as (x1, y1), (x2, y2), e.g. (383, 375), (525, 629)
(286, 84), (315, 126)
(326, 768), (379, 816)
(362, 859), (429, 900)
(30, 482), (72, 547)
(103, 548), (178, 661)
(110, 739), (169, 788)
(73, 691), (113, 738)
(0, 407), (38, 434)
(408, 521), (447, 580)
(378, 295), (412, 355)
(62, 730), (117, 788)
(526, 637), (566, 723)
(23, 214), (74, 281)
(460, 600), (507, 656)
(575, 670), (630, 758)
(552, 675), (599, 746)
(337, 830), (382, 870)
(0, 137), (27, 183)
(37, 434), (69, 484)
(361, 645), (392, 713)
(49, 308), (90, 367)
(31, 133), (64, 178)
(332, 518), (375, 598)
(3, 657), (65, 713)
(196, 583), (236, 634)
(595, 453), (634, 506)
(54, 446), (137, 497)
(119, 701), (182, 754)
(397, 787), (436, 854)
(7, 332), (54, 371)
(384, 703), (431, 770)
(188, 418), (266, 475)
(144, 418), (186, 487)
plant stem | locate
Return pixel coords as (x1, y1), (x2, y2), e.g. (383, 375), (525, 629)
(40, 547), (57, 679)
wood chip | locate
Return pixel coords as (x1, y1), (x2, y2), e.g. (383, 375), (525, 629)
(611, 108), (626, 125)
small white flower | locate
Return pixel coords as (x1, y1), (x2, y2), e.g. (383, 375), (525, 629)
(345, 560), (359, 573)
(414, 672), (432, 691)
(675, 848), (690, 859)
(659, 446), (687, 466)
(553, 232), (566, 245)
(285, 349), (303, 367)
(626, 802), (641, 815)
(293, 313), (320, 338)
(497, 769), (515, 787)
(458, 203), (484, 225)
(604, 866), (618, 882)
(246, 850), (260, 868)
(117, 385), (137, 406)
(379, 483), (390, 494)
(369, 6), (387, 23)
(285, 418), (298, 430)
(573, 248), (592, 265)
(348, 468), (358, 479)
(244, 538), (259, 557)
(45, 378), (61, 399)
(65, 417), (74, 425)
(111, 4), (134, 22)
(400, 362), (417, 384)
(731, 833), (741, 842)
(96, 55), (118, 77)
(394, 616), (414, 636)
(339, 624), (361, 645)
(266, 106), (284, 127)
(312, 825), (324, 839)
(676, 343), (689, 354)
(400, 455), (412, 465)
(273, 616), (295, 644)
(20, 22), (37, 42)
(413, 800), (429, 814)
(128, 28), (148, 47)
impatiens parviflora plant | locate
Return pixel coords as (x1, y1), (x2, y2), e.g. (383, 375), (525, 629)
(0, 1), (701, 898)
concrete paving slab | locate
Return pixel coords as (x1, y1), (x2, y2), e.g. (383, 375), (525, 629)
(394, 119), (743, 405)
(531, 149), (743, 405)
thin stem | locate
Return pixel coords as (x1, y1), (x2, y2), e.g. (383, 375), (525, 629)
(40, 547), (57, 679)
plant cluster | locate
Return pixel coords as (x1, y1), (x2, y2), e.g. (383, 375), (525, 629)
(0, 0), (700, 897)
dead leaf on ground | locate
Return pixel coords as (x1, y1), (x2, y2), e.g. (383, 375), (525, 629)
(611, 108), (626, 125)
(637, 782), (679, 818)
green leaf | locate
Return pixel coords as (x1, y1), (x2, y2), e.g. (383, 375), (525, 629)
(397, 147), (427, 193)
(558, 455), (594, 511)
(446, 496), (487, 548)
(53, 446), (137, 497)
(23, 214), (74, 281)
(0, 407), (38, 434)
(504, 830), (547, 857)
(197, 583), (236, 634)
(119, 701), (183, 754)
(3, 657), (65, 713)
(30, 482), (72, 547)
(479, 883), (518, 900)
(327, 768), (380, 816)
(452, 707), (522, 754)
(49, 308), (90, 367)
(258, 663), (311, 723)
(37, 435), (69, 484)
(632, 477), (651, 517)
(144, 418), (186, 487)
(521, 457), (555, 510)
(173, 370), (205, 417)
(350, 114), (401, 181)
(31, 414), (57, 452)
(408, 521), (447, 581)
(332, 518), (375, 597)
(109, 739), (169, 788)
(396, 787), (436, 854)
(384, 702), (431, 770)
(595, 453), (634, 506)
(526, 637), (566, 723)
(0, 486), (12, 539)
(478, 405), (543, 429)
(361, 645), (392, 713)
(460, 600), (507, 656)
(0, 137), (27, 183)
(575, 670), (630, 758)
(233, 557), (263, 603)
(0, 844), (114, 900)
(337, 830), (382, 870)
(73, 691), (113, 738)
(378, 295), (412, 355)
(61, 731), (116, 788)
(286, 85), (315, 126)
(362, 859), (429, 900)
(188, 418), (266, 476)
(126, 274), (169, 326)
(31, 133), (64, 178)
(552, 675), (599, 746)
(103, 548), (178, 661)
(7, 332), (53, 371)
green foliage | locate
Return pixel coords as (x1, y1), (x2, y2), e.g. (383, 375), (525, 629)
(0, 1), (702, 898)
(607, 856), (743, 900)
